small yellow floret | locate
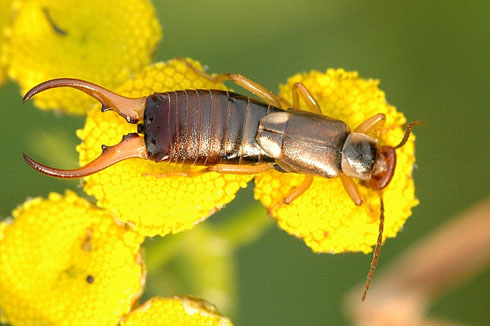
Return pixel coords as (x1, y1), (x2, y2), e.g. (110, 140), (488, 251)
(120, 297), (233, 326)
(78, 59), (253, 237)
(254, 69), (419, 254)
(2, 0), (161, 114)
(0, 191), (145, 326)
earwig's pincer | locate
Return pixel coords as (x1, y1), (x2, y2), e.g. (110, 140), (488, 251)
(23, 75), (422, 302)
(23, 78), (147, 123)
(23, 133), (147, 178)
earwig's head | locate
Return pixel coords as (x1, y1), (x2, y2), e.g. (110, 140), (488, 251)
(342, 121), (424, 190)
(367, 146), (396, 190)
(22, 78), (150, 178)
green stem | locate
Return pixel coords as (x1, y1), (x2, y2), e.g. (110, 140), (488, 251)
(214, 200), (273, 247)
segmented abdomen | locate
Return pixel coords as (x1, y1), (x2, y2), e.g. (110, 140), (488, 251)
(143, 89), (279, 165)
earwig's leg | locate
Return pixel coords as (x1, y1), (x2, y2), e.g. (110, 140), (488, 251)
(144, 164), (274, 178)
(354, 113), (386, 137)
(291, 82), (322, 115)
(340, 174), (364, 206)
(177, 57), (283, 108)
(143, 169), (206, 178)
(271, 175), (314, 212)
(206, 164), (274, 174)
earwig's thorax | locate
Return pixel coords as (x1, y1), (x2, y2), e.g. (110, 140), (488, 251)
(257, 110), (350, 177)
(341, 132), (378, 180)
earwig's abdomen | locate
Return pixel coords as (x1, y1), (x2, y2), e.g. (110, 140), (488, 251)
(143, 89), (278, 165)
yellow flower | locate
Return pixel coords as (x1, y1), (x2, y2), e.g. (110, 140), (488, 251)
(2, 0), (161, 114)
(0, 0), (15, 85)
(254, 69), (419, 254)
(0, 219), (6, 241)
(0, 190), (145, 326)
(120, 297), (233, 326)
(78, 58), (253, 237)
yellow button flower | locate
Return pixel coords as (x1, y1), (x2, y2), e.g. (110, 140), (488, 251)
(120, 297), (233, 326)
(254, 69), (419, 254)
(0, 0), (15, 85)
(2, 0), (161, 114)
(0, 190), (145, 326)
(78, 59), (253, 237)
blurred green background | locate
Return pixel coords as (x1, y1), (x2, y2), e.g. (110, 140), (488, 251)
(1, 0), (489, 325)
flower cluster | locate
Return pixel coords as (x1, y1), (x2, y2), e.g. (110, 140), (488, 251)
(0, 0), (161, 114)
(0, 0), (420, 324)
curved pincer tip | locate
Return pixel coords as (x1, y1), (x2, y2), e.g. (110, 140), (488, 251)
(23, 89), (39, 103)
(23, 153), (74, 178)
(22, 78), (146, 123)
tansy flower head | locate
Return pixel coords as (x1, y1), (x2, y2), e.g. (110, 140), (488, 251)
(0, 0), (15, 85)
(2, 0), (161, 114)
(254, 69), (419, 254)
(120, 297), (234, 326)
(77, 59), (253, 237)
(0, 190), (145, 326)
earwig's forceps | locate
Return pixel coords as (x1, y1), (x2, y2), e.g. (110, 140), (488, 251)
(23, 133), (147, 178)
(23, 78), (147, 123)
(22, 79), (150, 177)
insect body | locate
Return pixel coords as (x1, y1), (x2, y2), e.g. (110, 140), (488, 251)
(22, 70), (421, 301)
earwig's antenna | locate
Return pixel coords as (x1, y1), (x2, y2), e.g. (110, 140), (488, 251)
(361, 193), (385, 301)
(395, 121), (425, 149)
(23, 78), (146, 123)
(23, 133), (147, 178)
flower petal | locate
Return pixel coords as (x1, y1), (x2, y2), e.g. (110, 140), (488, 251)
(78, 59), (253, 237)
(0, 190), (145, 326)
(3, 0), (161, 114)
(254, 69), (419, 254)
(120, 297), (233, 326)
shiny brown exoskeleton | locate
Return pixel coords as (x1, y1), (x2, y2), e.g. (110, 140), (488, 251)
(22, 63), (422, 301)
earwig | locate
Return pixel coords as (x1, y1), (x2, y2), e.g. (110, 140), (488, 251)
(22, 65), (423, 301)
